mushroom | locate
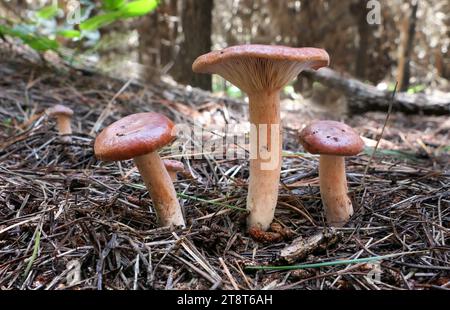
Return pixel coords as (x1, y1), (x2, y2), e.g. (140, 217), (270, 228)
(192, 45), (329, 231)
(298, 120), (364, 226)
(163, 159), (185, 181)
(94, 112), (185, 228)
(46, 104), (74, 142)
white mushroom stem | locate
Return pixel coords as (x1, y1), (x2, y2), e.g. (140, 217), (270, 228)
(56, 115), (72, 142)
(319, 155), (353, 226)
(133, 152), (185, 228)
(246, 91), (282, 231)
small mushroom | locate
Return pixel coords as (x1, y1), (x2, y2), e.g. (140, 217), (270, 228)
(193, 45), (329, 231)
(94, 112), (185, 228)
(46, 104), (74, 142)
(163, 159), (185, 182)
(298, 120), (364, 226)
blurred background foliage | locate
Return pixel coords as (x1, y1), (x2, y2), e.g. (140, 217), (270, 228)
(0, 0), (449, 101)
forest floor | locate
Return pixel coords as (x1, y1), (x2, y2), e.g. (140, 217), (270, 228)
(0, 47), (449, 290)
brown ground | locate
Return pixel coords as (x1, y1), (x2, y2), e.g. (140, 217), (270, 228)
(0, 47), (449, 290)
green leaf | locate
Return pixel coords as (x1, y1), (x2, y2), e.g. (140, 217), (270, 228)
(407, 84), (426, 94)
(24, 36), (59, 51)
(118, 0), (159, 18)
(57, 29), (81, 38)
(36, 5), (59, 19)
(0, 25), (16, 36)
(284, 85), (295, 95)
(103, 0), (126, 11)
(0, 24), (30, 39)
(79, 12), (121, 31)
(3, 118), (12, 126)
(226, 85), (243, 98)
(0, 24), (58, 51)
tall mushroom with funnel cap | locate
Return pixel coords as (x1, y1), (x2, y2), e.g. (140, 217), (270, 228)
(192, 45), (329, 231)
(299, 120), (364, 226)
(46, 104), (74, 142)
(94, 112), (185, 228)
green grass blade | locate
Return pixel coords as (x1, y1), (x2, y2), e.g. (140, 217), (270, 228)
(362, 146), (419, 161)
(245, 251), (424, 271)
(126, 183), (247, 212)
(23, 227), (41, 280)
(177, 193), (247, 212)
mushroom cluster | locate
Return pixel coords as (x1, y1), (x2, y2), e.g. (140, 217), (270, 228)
(91, 45), (366, 235)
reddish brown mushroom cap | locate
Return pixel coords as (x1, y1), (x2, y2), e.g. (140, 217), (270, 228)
(299, 120), (364, 156)
(193, 45), (330, 72)
(94, 112), (175, 161)
(46, 104), (74, 117)
(192, 44), (330, 93)
(163, 159), (185, 172)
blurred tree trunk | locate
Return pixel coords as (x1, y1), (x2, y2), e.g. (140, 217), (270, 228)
(397, 0), (419, 92)
(138, 12), (163, 81)
(160, 0), (179, 67)
(351, 0), (370, 80)
(171, 0), (213, 91)
(0, 0), (27, 19)
(138, 1), (178, 82)
(434, 48), (443, 77)
(440, 6), (450, 80)
(292, 0), (321, 94)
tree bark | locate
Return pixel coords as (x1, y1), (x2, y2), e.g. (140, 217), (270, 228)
(137, 1), (178, 82)
(138, 12), (162, 81)
(397, 0), (419, 92)
(350, 0), (371, 80)
(171, 0), (213, 91)
(303, 68), (450, 116)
